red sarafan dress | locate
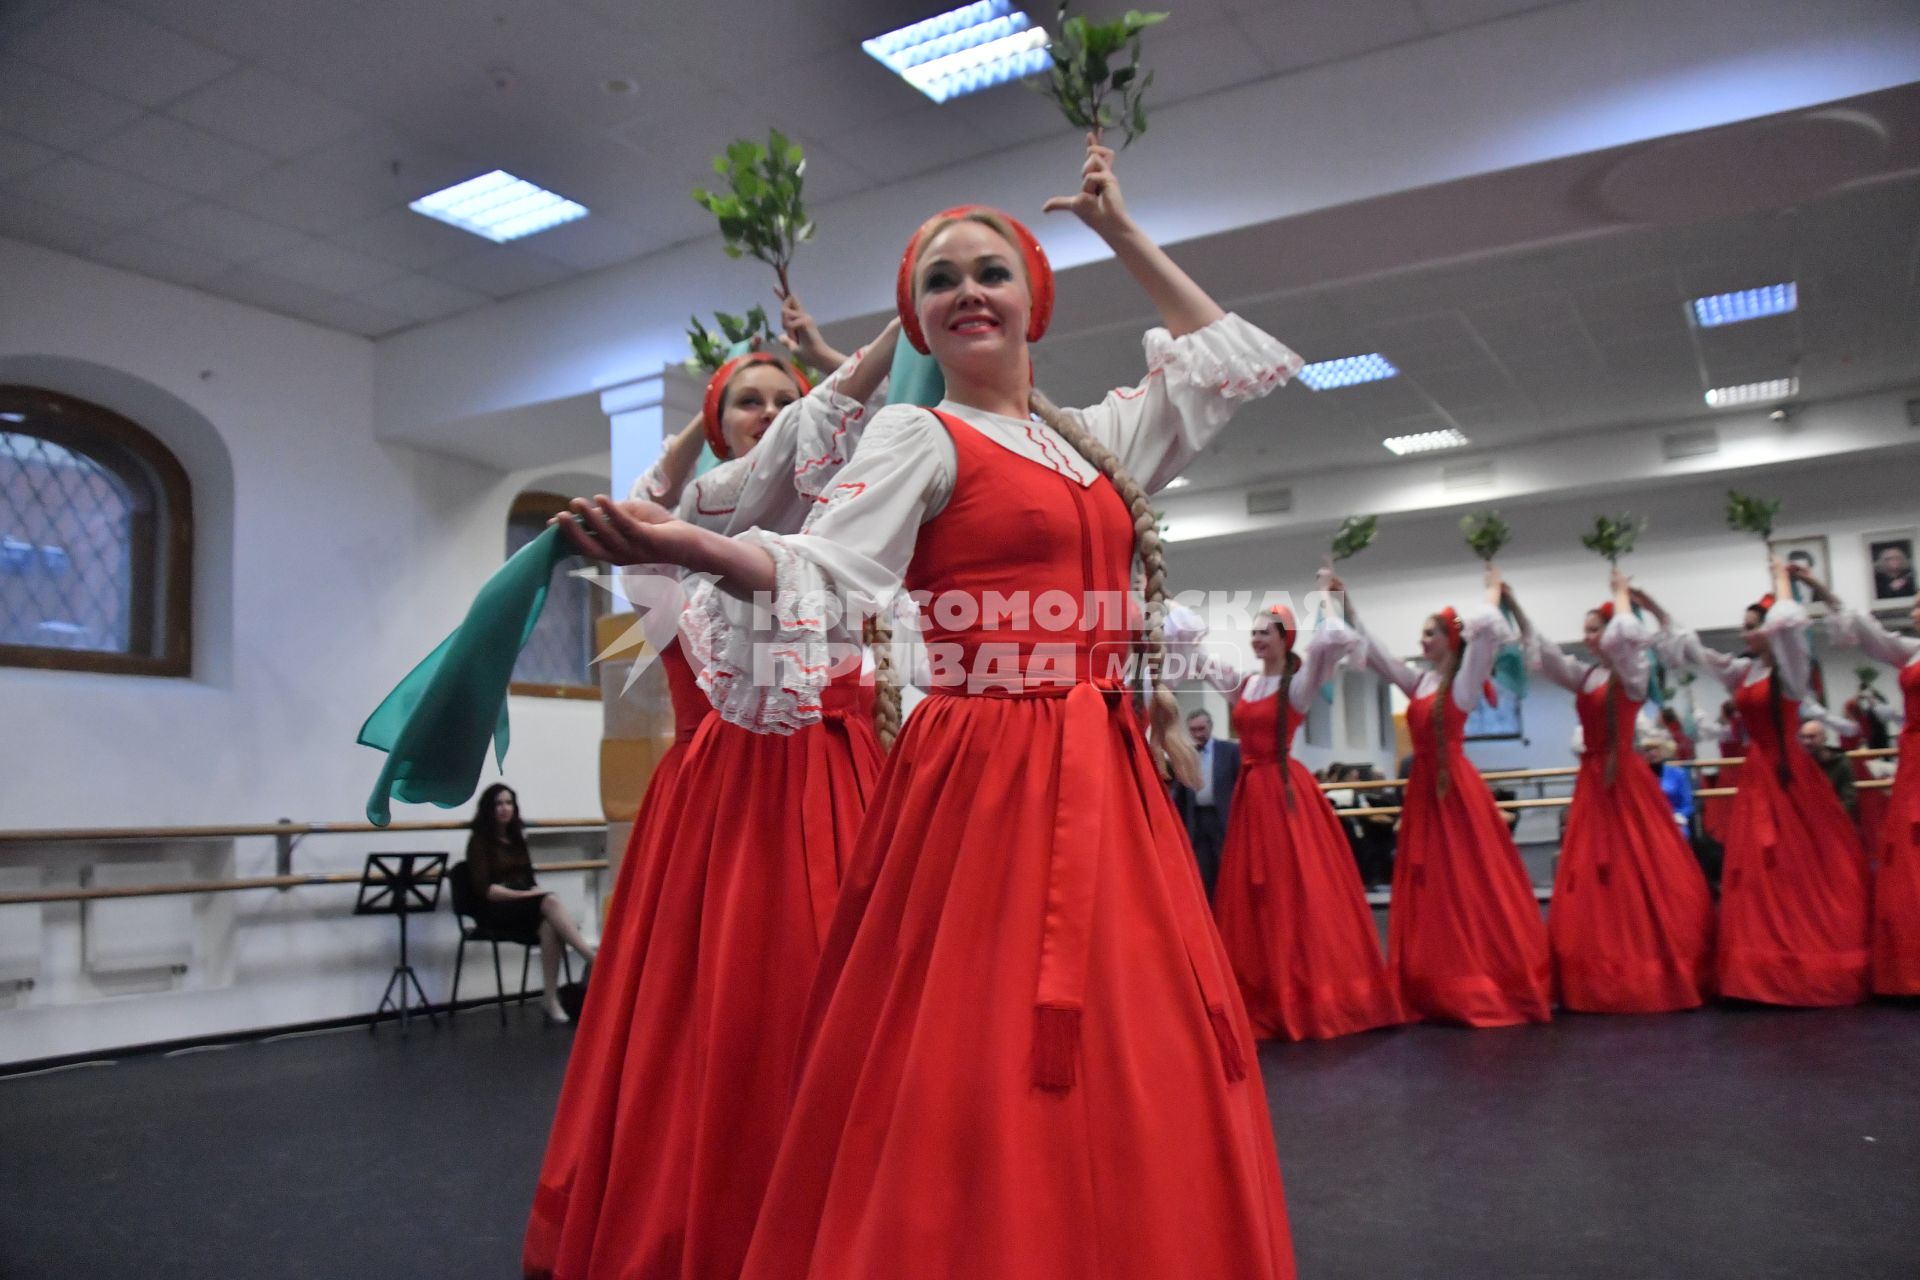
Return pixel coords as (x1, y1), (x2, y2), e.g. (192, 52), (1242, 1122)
(524, 349), (889, 1280)
(686, 314), (1303, 1279)
(1211, 628), (1403, 1041)
(1362, 609), (1552, 1027)
(1829, 609), (1920, 995)
(1663, 602), (1870, 1006)
(1531, 618), (1713, 1013)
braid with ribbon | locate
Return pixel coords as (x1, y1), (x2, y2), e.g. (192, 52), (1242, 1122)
(1750, 594), (1792, 785)
(1266, 605), (1298, 809)
(1592, 600), (1623, 787)
(1432, 608), (1466, 798)
(864, 613), (902, 750)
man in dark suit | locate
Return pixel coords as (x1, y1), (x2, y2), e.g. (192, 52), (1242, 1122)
(1172, 709), (1239, 901)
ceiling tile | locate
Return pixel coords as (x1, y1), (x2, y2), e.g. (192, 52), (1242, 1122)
(112, 0), (360, 60)
(1410, 0), (1564, 29)
(82, 115), (276, 197)
(14, 156), (191, 230)
(0, 0), (62, 38)
(355, 272), (489, 325)
(1147, 16), (1276, 107)
(293, 294), (409, 338)
(0, 131), (58, 183)
(167, 67), (365, 159)
(198, 265), (346, 318)
(220, 163), (396, 235)
(426, 244), (580, 299)
(733, 48), (925, 140)
(1235, 0), (1430, 74)
(825, 106), (997, 186)
(327, 206), (487, 271)
(8, 0), (236, 106)
(0, 193), (121, 255)
(939, 81), (1062, 148)
(252, 239), (406, 295)
(610, 90), (783, 185)
(296, 126), (489, 206)
(0, 55), (145, 150)
(89, 231), (231, 286)
(146, 202), (310, 264)
(520, 215), (656, 272)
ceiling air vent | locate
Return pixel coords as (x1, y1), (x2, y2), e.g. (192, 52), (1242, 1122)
(1441, 460), (1495, 491)
(1661, 427), (1720, 461)
(1245, 485), (1293, 516)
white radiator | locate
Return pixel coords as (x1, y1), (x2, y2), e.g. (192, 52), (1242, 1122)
(84, 862), (195, 974)
(0, 867), (45, 985)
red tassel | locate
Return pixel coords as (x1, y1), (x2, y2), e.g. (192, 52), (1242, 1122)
(1208, 1005), (1248, 1083)
(1032, 1005), (1081, 1092)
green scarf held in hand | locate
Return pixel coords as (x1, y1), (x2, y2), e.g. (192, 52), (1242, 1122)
(359, 524), (575, 826)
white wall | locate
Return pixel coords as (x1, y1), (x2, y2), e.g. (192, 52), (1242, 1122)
(0, 238), (607, 1063)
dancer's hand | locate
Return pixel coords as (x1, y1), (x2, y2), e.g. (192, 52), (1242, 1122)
(777, 290), (845, 372)
(553, 495), (683, 566)
(1043, 133), (1133, 240)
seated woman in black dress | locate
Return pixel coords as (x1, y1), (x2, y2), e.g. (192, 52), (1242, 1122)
(467, 783), (597, 1022)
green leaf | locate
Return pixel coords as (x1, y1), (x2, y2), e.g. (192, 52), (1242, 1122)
(1043, 0), (1165, 145)
(1460, 510), (1513, 563)
(1330, 514), (1379, 562)
(1111, 65), (1136, 88)
(1725, 490), (1781, 540)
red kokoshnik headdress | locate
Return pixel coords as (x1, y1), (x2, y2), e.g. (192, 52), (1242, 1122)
(895, 205), (1056, 355)
(702, 353), (812, 461)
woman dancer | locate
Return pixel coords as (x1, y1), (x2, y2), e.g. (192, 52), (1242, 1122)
(1522, 570), (1714, 1013)
(523, 303), (898, 1280)
(1204, 582), (1402, 1040)
(1350, 567), (1552, 1027)
(1659, 560), (1869, 1006)
(1792, 567), (1918, 996)
(562, 137), (1303, 1278)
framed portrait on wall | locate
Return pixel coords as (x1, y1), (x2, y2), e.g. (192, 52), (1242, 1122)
(1863, 528), (1918, 611)
(1770, 535), (1831, 613)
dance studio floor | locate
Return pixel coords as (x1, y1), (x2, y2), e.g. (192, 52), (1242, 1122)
(4, 1002), (1916, 1279)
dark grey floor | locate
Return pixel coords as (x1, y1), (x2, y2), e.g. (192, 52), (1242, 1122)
(4, 1002), (1917, 1279)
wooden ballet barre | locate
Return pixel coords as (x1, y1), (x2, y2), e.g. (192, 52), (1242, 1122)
(0, 818), (605, 844)
(0, 858), (611, 907)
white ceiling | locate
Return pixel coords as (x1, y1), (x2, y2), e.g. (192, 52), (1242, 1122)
(0, 0), (1579, 337)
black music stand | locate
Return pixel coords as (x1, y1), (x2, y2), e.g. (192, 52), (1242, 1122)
(357, 852), (447, 1034)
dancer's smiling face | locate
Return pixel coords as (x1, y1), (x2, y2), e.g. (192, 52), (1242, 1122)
(912, 219), (1031, 376)
(1420, 615), (1453, 667)
(1741, 606), (1768, 655)
(719, 363), (802, 458)
(1584, 610), (1606, 649)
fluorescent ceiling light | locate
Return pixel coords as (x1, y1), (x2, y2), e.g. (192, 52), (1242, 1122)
(1297, 353), (1399, 391)
(864, 0), (1052, 104)
(1163, 476), (1191, 489)
(1690, 282), (1796, 327)
(1703, 377), (1798, 408)
(410, 170), (587, 243)
(1383, 428), (1470, 455)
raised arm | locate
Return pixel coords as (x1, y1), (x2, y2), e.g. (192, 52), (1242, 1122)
(1163, 601), (1245, 697)
(1759, 560), (1812, 699)
(633, 413), (708, 511)
(1528, 630), (1590, 694)
(1797, 565), (1920, 668)
(1290, 615), (1364, 713)
(1453, 600), (1516, 713)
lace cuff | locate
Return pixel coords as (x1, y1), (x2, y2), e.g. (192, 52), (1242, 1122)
(680, 530), (833, 735)
(1143, 312), (1303, 402)
(791, 387), (873, 500)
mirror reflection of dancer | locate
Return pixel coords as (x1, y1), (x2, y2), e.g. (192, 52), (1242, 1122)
(1348, 565), (1553, 1027)
(1658, 559), (1870, 1006)
(1793, 567), (1920, 996)
(1519, 569), (1714, 1013)
(563, 138), (1306, 1278)
(1179, 576), (1402, 1041)
(522, 302), (899, 1280)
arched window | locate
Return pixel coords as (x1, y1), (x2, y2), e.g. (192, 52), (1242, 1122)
(507, 490), (605, 699)
(0, 386), (191, 676)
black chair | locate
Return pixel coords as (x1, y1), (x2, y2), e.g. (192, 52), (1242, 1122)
(447, 861), (571, 1026)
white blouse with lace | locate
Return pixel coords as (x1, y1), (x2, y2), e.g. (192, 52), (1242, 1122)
(681, 313), (1304, 732)
(1165, 603), (1364, 714)
(1355, 604), (1513, 714)
(1529, 613), (1656, 700)
(1657, 598), (1812, 697)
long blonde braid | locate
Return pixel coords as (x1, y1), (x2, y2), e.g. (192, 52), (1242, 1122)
(1028, 388), (1203, 791)
(863, 613), (902, 750)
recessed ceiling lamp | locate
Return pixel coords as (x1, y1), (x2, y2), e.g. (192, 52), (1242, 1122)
(1703, 377), (1798, 408)
(1297, 353), (1398, 391)
(410, 170), (587, 243)
(1383, 427), (1470, 455)
(863, 0), (1052, 104)
(1690, 282), (1796, 328)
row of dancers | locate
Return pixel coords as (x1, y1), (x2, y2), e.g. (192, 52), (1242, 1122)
(512, 138), (1916, 1279)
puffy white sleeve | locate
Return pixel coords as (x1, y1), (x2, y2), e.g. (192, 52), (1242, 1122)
(1527, 632), (1591, 695)
(1829, 607), (1920, 669)
(1452, 604), (1515, 712)
(1597, 612), (1655, 701)
(1760, 598), (1812, 700)
(680, 405), (956, 733)
(1164, 600), (1244, 695)
(1289, 616), (1364, 713)
(1658, 625), (1751, 687)
(677, 351), (887, 537)
(1356, 620), (1424, 698)
(1067, 313), (1303, 494)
